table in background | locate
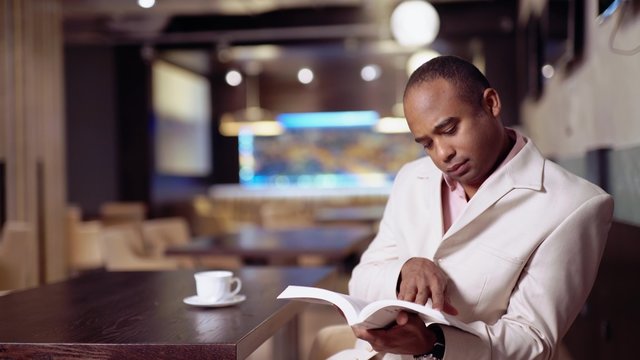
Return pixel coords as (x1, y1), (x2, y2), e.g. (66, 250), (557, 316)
(0, 267), (335, 360)
(166, 225), (374, 266)
(313, 205), (385, 229)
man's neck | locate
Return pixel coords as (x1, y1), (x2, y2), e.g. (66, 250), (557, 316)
(461, 127), (515, 199)
(495, 128), (517, 170)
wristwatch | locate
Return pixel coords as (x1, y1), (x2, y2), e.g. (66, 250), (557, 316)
(413, 325), (445, 360)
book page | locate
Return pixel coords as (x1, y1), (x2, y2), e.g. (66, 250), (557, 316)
(278, 286), (475, 333)
(277, 286), (371, 325)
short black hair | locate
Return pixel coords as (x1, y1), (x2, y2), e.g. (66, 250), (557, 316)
(404, 55), (491, 108)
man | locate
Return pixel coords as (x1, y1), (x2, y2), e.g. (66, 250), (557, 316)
(341, 56), (613, 359)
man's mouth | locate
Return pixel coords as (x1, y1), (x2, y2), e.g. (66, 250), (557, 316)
(446, 160), (469, 177)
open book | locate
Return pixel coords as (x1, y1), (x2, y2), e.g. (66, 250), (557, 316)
(278, 285), (471, 331)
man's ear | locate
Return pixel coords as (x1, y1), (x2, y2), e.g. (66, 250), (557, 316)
(483, 88), (501, 117)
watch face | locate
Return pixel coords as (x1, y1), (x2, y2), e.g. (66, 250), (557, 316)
(413, 355), (438, 360)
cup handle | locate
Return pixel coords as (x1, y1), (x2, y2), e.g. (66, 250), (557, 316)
(229, 277), (242, 297)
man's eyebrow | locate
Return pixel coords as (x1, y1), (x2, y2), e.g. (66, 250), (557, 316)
(414, 117), (459, 143)
(433, 117), (458, 131)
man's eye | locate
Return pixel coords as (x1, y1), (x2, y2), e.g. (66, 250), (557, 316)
(443, 125), (457, 135)
(423, 142), (433, 150)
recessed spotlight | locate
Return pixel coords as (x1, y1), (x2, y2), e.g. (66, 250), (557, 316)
(225, 70), (243, 86)
(297, 68), (314, 84)
(541, 64), (555, 79)
(361, 64), (381, 82)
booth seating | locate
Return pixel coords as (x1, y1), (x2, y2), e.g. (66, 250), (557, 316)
(143, 216), (242, 270)
(101, 224), (179, 271)
(99, 201), (146, 227)
(68, 220), (104, 274)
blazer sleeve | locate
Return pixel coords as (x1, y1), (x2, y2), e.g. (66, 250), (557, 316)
(349, 167), (414, 301)
(442, 193), (614, 360)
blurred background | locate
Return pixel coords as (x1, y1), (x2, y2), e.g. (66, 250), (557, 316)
(1, 0), (639, 358)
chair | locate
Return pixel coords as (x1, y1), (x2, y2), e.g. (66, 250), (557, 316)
(99, 201), (146, 227)
(0, 222), (36, 295)
(100, 224), (179, 271)
(141, 217), (195, 268)
(142, 216), (242, 270)
(191, 196), (236, 236)
(66, 205), (104, 274)
(68, 220), (105, 273)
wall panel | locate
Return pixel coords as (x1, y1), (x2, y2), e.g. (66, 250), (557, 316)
(0, 0), (66, 283)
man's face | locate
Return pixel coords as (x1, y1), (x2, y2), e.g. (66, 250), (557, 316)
(404, 78), (504, 194)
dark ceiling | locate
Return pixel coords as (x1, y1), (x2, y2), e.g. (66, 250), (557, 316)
(62, 0), (519, 46)
(61, 0), (578, 127)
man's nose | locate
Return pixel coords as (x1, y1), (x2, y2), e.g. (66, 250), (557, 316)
(435, 141), (455, 163)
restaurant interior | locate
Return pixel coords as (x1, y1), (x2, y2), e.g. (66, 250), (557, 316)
(1, 0), (640, 359)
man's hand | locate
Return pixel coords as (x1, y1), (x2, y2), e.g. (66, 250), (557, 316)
(398, 257), (458, 315)
(352, 311), (436, 355)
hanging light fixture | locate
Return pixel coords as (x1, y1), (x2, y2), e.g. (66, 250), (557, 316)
(390, 1), (440, 47)
(219, 61), (283, 137)
(377, 2), (441, 134)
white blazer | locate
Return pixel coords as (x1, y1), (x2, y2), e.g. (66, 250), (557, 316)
(349, 138), (614, 359)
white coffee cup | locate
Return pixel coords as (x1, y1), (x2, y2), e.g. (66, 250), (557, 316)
(194, 270), (242, 302)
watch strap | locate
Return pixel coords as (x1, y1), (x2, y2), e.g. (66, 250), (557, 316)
(413, 325), (445, 360)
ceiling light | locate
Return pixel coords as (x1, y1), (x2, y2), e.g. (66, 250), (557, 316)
(225, 70), (243, 86)
(297, 68), (314, 84)
(220, 116), (283, 137)
(541, 64), (555, 79)
(376, 102), (410, 134)
(375, 117), (411, 133)
(219, 63), (282, 136)
(390, 1), (440, 47)
(361, 64), (381, 82)
(137, 0), (155, 9)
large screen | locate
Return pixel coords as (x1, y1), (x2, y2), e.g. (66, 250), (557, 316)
(239, 111), (423, 188)
(152, 60), (211, 177)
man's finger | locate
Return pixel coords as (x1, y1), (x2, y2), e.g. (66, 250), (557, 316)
(414, 288), (430, 305)
(399, 287), (417, 302)
(352, 325), (374, 342)
(396, 311), (409, 325)
(442, 294), (458, 315)
(430, 282), (445, 311)
(443, 300), (459, 316)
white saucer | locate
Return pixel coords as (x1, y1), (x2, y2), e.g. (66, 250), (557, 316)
(183, 294), (246, 308)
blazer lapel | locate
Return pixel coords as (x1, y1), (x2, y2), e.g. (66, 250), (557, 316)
(415, 160), (446, 257)
(442, 140), (545, 241)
